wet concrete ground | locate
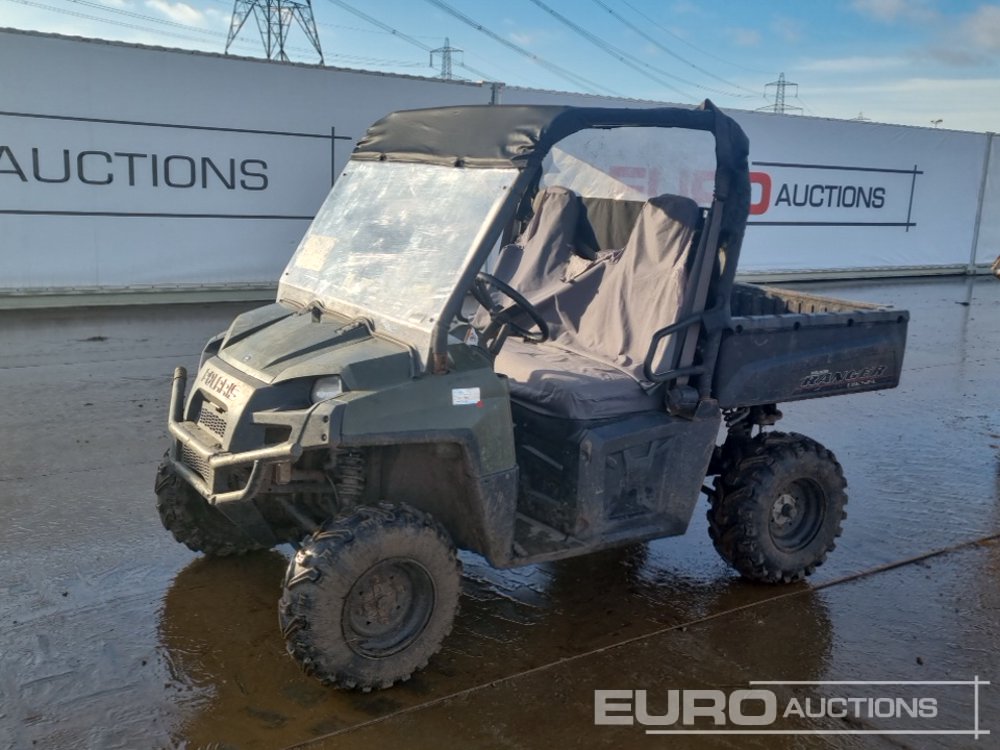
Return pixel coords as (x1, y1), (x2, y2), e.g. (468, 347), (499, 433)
(0, 275), (997, 749)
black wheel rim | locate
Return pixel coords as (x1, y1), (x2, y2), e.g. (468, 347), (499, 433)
(343, 558), (435, 658)
(768, 478), (827, 552)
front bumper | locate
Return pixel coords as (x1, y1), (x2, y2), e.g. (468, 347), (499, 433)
(165, 366), (340, 505)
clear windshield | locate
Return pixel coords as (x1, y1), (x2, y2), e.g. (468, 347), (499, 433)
(279, 160), (515, 347)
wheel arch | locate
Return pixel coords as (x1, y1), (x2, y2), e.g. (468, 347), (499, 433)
(344, 430), (519, 566)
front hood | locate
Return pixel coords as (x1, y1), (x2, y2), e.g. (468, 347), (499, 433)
(218, 303), (415, 386)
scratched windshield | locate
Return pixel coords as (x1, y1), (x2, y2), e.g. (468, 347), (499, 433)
(278, 161), (514, 347)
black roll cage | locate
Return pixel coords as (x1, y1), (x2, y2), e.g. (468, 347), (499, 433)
(352, 100), (751, 385)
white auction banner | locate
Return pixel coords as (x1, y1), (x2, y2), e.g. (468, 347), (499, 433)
(0, 29), (486, 290)
(734, 111), (990, 273)
(0, 112), (333, 286)
(0, 28), (996, 295)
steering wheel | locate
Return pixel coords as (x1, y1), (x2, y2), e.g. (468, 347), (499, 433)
(470, 272), (550, 353)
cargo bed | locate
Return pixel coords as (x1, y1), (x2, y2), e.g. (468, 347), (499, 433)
(713, 283), (909, 408)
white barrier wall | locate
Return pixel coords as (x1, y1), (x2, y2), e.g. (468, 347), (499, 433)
(1, 28), (996, 296)
(735, 113), (989, 273)
(976, 134), (1000, 266)
(0, 29), (487, 291)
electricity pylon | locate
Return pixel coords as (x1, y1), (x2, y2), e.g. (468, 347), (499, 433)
(226, 0), (324, 64)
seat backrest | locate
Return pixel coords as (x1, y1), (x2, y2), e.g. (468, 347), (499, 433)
(492, 186), (586, 296)
(550, 193), (701, 386)
(480, 186), (597, 336)
(576, 197), (645, 255)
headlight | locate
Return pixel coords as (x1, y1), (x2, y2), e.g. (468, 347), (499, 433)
(311, 375), (344, 403)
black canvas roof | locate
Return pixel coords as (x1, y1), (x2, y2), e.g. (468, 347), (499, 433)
(352, 100), (749, 201)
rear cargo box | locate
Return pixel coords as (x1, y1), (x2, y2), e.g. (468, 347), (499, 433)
(713, 284), (909, 408)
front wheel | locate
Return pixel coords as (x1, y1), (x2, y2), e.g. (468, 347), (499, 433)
(708, 432), (848, 583)
(279, 503), (461, 690)
(155, 455), (265, 557)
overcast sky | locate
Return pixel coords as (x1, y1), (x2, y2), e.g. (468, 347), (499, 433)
(4, 0), (1000, 132)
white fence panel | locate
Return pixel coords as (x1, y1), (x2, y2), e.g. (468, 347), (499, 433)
(1, 30), (996, 296)
(975, 133), (999, 267)
(735, 113), (988, 274)
(0, 30), (488, 291)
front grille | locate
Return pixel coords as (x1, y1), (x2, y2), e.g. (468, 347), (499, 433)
(197, 404), (228, 438)
(181, 444), (210, 482)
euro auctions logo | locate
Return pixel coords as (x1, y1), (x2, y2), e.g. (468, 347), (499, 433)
(748, 161), (923, 231)
(607, 158), (923, 232)
(595, 678), (990, 739)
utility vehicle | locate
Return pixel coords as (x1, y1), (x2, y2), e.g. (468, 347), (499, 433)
(156, 101), (908, 690)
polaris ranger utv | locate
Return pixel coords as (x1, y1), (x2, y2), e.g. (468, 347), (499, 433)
(156, 102), (908, 690)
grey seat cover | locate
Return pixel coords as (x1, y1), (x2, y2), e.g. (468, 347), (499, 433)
(576, 197), (645, 256)
(490, 189), (700, 419)
(498, 340), (662, 419)
(492, 186), (591, 297)
(474, 186), (589, 334)
(549, 193), (701, 385)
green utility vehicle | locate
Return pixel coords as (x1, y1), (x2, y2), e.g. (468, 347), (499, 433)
(156, 102), (908, 690)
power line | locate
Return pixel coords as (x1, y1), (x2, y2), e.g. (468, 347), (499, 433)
(526, 0), (702, 101)
(62, 0), (223, 35)
(421, 0), (620, 96)
(314, 52), (429, 69)
(316, 20), (439, 40)
(619, 0), (773, 76)
(793, 94), (821, 118)
(13, 0), (440, 69)
(589, 0), (762, 99)
(3, 0), (263, 48)
(326, 0), (433, 52)
(326, 0), (496, 81)
(13, 0), (767, 102)
(66, 0), (316, 56)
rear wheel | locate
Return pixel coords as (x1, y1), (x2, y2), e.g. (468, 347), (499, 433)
(279, 503), (461, 690)
(708, 432), (847, 583)
(155, 455), (265, 557)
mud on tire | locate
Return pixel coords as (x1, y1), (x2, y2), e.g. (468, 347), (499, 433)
(279, 503), (462, 690)
(708, 431), (847, 583)
(155, 455), (265, 557)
